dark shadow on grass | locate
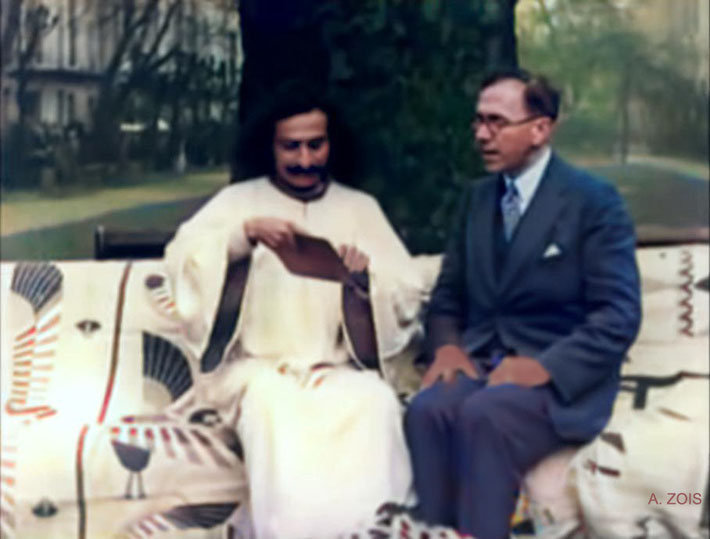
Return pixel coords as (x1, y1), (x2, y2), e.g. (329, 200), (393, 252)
(589, 163), (709, 229)
(1, 196), (209, 260)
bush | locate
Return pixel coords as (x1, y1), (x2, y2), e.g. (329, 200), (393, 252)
(1, 122), (52, 190)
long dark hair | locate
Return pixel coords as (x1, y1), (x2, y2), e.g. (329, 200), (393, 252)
(232, 81), (359, 184)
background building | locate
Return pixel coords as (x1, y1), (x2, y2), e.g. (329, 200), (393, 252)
(1, 0), (241, 143)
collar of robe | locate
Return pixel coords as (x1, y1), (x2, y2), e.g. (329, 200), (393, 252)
(269, 174), (330, 202)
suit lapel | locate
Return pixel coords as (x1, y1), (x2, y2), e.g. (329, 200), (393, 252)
(498, 155), (567, 293)
(472, 176), (498, 295)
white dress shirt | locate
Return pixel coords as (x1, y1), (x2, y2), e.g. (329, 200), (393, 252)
(503, 146), (552, 216)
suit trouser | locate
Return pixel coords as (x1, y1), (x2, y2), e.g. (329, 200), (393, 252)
(404, 376), (566, 539)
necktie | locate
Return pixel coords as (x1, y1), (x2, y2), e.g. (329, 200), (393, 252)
(501, 180), (521, 242)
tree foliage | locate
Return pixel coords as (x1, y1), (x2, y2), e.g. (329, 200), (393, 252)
(1, 1), (59, 189)
(518, 0), (708, 162)
(322, 0), (518, 252)
(2, 0), (24, 67)
(87, 0), (183, 163)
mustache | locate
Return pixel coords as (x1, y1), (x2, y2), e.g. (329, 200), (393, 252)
(285, 165), (327, 176)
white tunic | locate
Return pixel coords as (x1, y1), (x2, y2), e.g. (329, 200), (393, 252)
(164, 177), (423, 538)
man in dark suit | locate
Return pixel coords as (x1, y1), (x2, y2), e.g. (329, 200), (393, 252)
(404, 69), (642, 538)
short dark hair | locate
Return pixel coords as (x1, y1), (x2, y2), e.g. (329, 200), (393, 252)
(232, 81), (358, 184)
(479, 68), (561, 121)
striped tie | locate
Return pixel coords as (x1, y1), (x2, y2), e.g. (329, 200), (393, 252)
(501, 180), (521, 242)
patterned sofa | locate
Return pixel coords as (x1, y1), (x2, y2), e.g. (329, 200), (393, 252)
(1, 239), (708, 539)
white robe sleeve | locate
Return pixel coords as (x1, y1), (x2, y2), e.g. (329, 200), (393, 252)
(352, 195), (425, 361)
(163, 184), (254, 354)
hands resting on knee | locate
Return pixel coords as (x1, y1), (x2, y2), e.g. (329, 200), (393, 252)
(421, 344), (550, 389)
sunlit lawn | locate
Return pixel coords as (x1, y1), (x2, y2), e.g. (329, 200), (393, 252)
(1, 168), (229, 236)
(0, 197), (208, 260)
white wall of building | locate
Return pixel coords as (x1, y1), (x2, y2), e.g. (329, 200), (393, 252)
(3, 0), (241, 133)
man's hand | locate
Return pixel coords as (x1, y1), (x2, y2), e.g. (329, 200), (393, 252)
(243, 217), (302, 250)
(487, 356), (550, 387)
(421, 344), (478, 389)
(338, 244), (370, 273)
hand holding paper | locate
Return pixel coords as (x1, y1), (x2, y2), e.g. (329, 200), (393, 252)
(337, 244), (370, 273)
(243, 217), (303, 249)
(272, 232), (351, 282)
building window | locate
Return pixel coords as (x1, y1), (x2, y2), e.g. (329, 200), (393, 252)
(35, 34), (44, 64)
(57, 90), (65, 126)
(69, 0), (77, 66)
(151, 5), (160, 40)
(67, 93), (76, 123)
(25, 90), (41, 122)
(175, 0), (184, 48)
(57, 6), (65, 67)
(202, 18), (209, 50)
(112, 4), (120, 54)
(188, 0), (198, 52)
(22, 7), (43, 64)
(87, 95), (96, 128)
(97, 0), (107, 67)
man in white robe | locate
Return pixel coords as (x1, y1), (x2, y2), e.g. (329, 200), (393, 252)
(164, 86), (423, 539)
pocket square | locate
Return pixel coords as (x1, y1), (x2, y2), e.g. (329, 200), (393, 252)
(542, 243), (562, 259)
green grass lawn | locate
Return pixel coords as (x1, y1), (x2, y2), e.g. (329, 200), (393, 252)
(1, 162), (707, 260)
(1, 168), (228, 236)
(1, 196), (209, 260)
(589, 163), (709, 229)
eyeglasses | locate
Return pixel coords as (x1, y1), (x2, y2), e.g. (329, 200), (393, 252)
(472, 113), (543, 135)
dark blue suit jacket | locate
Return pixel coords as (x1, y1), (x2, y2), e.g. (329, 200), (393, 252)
(427, 153), (642, 441)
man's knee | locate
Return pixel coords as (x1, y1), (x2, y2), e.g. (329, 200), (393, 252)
(405, 389), (439, 426)
(456, 385), (524, 433)
(405, 386), (455, 430)
(457, 393), (498, 435)
(405, 379), (479, 429)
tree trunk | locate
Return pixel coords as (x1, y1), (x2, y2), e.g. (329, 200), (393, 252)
(237, 0), (329, 123)
(2, 0), (23, 67)
(618, 65), (631, 164)
(89, 87), (124, 163)
(482, 0), (519, 69)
